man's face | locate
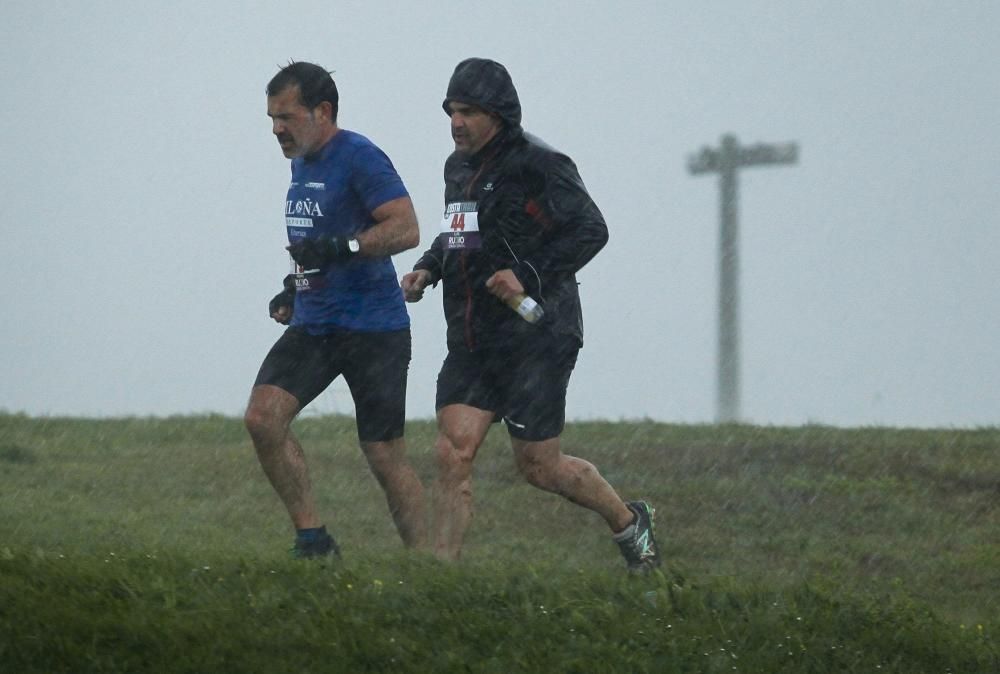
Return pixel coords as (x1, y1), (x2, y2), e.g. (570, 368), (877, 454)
(449, 102), (502, 155)
(267, 85), (331, 158)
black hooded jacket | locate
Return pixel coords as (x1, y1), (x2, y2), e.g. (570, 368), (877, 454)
(413, 58), (609, 351)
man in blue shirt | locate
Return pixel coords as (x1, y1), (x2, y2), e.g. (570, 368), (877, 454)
(245, 61), (426, 558)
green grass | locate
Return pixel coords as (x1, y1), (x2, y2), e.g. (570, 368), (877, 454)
(1, 413), (998, 672)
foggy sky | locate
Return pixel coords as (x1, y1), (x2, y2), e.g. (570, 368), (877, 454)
(2, 1), (998, 428)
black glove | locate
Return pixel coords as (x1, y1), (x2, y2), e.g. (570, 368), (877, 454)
(268, 274), (296, 323)
(286, 236), (354, 269)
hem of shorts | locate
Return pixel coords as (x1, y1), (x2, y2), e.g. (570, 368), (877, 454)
(295, 322), (411, 335)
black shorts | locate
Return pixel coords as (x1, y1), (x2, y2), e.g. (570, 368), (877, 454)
(435, 334), (580, 441)
(254, 327), (410, 442)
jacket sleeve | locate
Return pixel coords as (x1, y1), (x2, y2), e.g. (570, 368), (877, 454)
(510, 154), (609, 296)
(412, 232), (444, 286)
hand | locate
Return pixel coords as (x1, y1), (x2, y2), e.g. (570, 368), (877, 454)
(401, 270), (432, 302)
(269, 288), (295, 324)
(268, 274), (295, 324)
(485, 269), (524, 302)
(286, 236), (351, 269)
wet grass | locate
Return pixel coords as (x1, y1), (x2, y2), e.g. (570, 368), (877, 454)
(0, 413), (997, 672)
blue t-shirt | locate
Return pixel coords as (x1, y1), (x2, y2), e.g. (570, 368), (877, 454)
(284, 130), (410, 333)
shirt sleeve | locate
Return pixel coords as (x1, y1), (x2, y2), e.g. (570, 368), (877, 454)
(350, 143), (410, 214)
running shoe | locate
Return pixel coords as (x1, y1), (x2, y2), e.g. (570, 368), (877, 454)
(291, 529), (341, 560)
(615, 500), (662, 574)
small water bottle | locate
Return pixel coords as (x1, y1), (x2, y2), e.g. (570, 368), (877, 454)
(506, 293), (545, 323)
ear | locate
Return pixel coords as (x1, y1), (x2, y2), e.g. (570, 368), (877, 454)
(315, 101), (334, 123)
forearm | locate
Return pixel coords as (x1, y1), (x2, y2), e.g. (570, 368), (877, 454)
(357, 195), (420, 257)
(356, 217), (419, 256)
(412, 236), (444, 285)
(511, 210), (608, 294)
(527, 215), (608, 272)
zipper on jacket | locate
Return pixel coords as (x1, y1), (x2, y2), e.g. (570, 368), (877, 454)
(459, 153), (495, 351)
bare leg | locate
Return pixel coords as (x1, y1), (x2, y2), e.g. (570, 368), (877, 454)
(361, 437), (427, 549)
(432, 404), (495, 560)
(511, 436), (634, 532)
(244, 385), (319, 530)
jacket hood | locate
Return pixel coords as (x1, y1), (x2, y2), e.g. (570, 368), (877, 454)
(442, 58), (522, 128)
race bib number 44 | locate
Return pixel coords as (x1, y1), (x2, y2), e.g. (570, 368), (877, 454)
(439, 201), (481, 250)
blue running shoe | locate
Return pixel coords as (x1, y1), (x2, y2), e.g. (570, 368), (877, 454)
(291, 528), (341, 560)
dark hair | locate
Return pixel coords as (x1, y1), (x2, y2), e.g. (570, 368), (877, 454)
(266, 61), (339, 121)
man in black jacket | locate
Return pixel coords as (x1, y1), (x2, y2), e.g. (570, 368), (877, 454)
(401, 58), (661, 573)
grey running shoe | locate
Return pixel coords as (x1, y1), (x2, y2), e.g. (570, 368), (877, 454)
(291, 528), (341, 560)
(615, 501), (662, 574)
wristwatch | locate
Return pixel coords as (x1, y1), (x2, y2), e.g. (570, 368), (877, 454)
(347, 238), (361, 254)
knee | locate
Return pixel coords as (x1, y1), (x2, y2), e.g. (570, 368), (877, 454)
(435, 433), (476, 480)
(244, 404), (282, 447)
(243, 405), (264, 437)
(362, 441), (404, 477)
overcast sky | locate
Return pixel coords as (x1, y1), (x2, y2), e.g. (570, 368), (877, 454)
(2, 1), (997, 428)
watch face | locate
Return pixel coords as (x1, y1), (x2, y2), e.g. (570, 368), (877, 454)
(348, 238), (360, 253)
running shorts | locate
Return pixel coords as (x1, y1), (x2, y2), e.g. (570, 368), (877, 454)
(254, 327), (410, 442)
(435, 333), (580, 441)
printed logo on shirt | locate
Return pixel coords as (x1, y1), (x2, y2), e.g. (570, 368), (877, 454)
(286, 198), (324, 217)
(305, 182), (326, 190)
(439, 201), (481, 250)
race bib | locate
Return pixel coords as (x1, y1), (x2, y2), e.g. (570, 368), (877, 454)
(286, 244), (327, 291)
(288, 268), (327, 292)
(439, 201), (481, 250)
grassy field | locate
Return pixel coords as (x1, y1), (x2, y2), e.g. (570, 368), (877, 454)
(0, 413), (997, 672)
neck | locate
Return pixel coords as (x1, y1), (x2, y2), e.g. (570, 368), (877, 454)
(305, 125), (340, 160)
(320, 123), (340, 147)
